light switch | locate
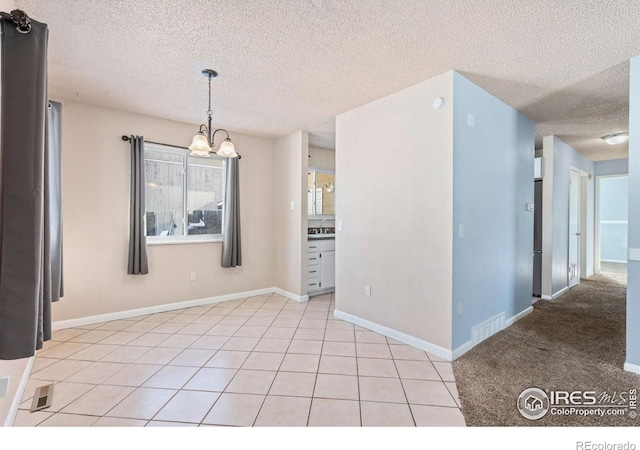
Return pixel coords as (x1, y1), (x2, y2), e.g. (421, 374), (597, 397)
(290, 201), (295, 210)
(526, 203), (534, 212)
(467, 113), (475, 127)
(190, 271), (197, 281)
(459, 225), (464, 238)
(0, 376), (8, 398)
(337, 220), (343, 231)
(364, 285), (371, 297)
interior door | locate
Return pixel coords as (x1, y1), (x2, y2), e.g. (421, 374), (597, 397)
(568, 169), (581, 288)
(533, 180), (543, 296)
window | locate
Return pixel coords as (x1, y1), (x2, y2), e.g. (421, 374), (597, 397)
(144, 143), (224, 243)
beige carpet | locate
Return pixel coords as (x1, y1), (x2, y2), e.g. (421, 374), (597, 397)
(600, 261), (627, 285)
(452, 275), (640, 426)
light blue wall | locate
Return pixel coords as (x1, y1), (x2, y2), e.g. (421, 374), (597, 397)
(451, 72), (535, 350)
(599, 177), (629, 262)
(594, 158), (629, 176)
(550, 137), (595, 294)
(627, 56), (640, 367)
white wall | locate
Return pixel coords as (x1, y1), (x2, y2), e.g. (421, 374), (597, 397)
(54, 101), (276, 321)
(541, 136), (595, 298)
(335, 72), (454, 351)
(0, 357), (31, 426)
(274, 131), (308, 297)
(308, 147), (335, 171)
(0, 0), (15, 12)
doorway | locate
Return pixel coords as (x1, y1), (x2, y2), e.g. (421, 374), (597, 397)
(596, 175), (628, 285)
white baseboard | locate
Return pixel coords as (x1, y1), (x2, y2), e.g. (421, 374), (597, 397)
(452, 341), (473, 360)
(273, 288), (309, 303)
(52, 287), (300, 330)
(541, 286), (570, 301)
(505, 306), (534, 327)
(552, 286), (570, 299)
(452, 306), (534, 360)
(333, 309), (452, 361)
(624, 362), (640, 375)
(4, 356), (35, 427)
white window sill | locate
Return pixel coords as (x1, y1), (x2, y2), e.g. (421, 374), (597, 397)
(147, 236), (223, 246)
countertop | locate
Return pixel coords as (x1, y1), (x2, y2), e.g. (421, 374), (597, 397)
(308, 234), (335, 240)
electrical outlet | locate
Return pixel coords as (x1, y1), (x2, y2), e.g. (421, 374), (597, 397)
(0, 376), (9, 398)
(364, 285), (371, 297)
(190, 271), (197, 281)
(458, 301), (463, 316)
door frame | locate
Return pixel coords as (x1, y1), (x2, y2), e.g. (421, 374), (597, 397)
(580, 170), (590, 279)
(568, 166), (589, 288)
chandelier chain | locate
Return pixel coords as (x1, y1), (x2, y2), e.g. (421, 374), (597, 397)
(207, 76), (213, 118)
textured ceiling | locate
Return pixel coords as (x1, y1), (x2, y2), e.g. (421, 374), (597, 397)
(14, 0), (640, 159)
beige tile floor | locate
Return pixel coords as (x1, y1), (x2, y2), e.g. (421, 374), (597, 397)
(13, 293), (465, 427)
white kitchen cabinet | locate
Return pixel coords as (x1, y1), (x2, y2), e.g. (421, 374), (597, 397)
(307, 239), (335, 295)
(320, 250), (335, 289)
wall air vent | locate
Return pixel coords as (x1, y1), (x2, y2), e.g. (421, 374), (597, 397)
(471, 312), (506, 347)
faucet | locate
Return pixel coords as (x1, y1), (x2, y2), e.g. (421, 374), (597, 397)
(320, 218), (334, 234)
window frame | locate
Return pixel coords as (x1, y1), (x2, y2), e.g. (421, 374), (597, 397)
(144, 143), (225, 246)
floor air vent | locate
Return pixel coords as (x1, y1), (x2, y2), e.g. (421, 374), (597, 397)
(471, 313), (506, 346)
(30, 384), (54, 412)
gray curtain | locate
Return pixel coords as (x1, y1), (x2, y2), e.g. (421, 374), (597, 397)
(127, 135), (148, 274)
(222, 157), (242, 267)
(43, 100), (64, 317)
(0, 15), (62, 360)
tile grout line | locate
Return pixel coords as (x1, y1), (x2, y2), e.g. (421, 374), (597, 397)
(353, 311), (363, 427)
(306, 296), (331, 427)
(249, 292), (288, 427)
(29, 292), (461, 427)
(198, 294), (267, 427)
(389, 346), (417, 426)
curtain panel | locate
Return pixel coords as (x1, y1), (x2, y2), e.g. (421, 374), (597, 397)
(221, 157), (242, 267)
(127, 135), (149, 275)
(0, 15), (63, 360)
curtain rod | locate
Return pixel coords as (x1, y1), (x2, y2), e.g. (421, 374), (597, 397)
(0, 9), (32, 34)
(121, 135), (241, 159)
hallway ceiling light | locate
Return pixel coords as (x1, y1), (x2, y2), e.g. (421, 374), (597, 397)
(601, 132), (629, 145)
(189, 69), (238, 158)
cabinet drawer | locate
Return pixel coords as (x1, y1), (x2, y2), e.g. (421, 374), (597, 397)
(307, 266), (320, 277)
(307, 276), (320, 291)
(308, 243), (320, 252)
(307, 252), (320, 266)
